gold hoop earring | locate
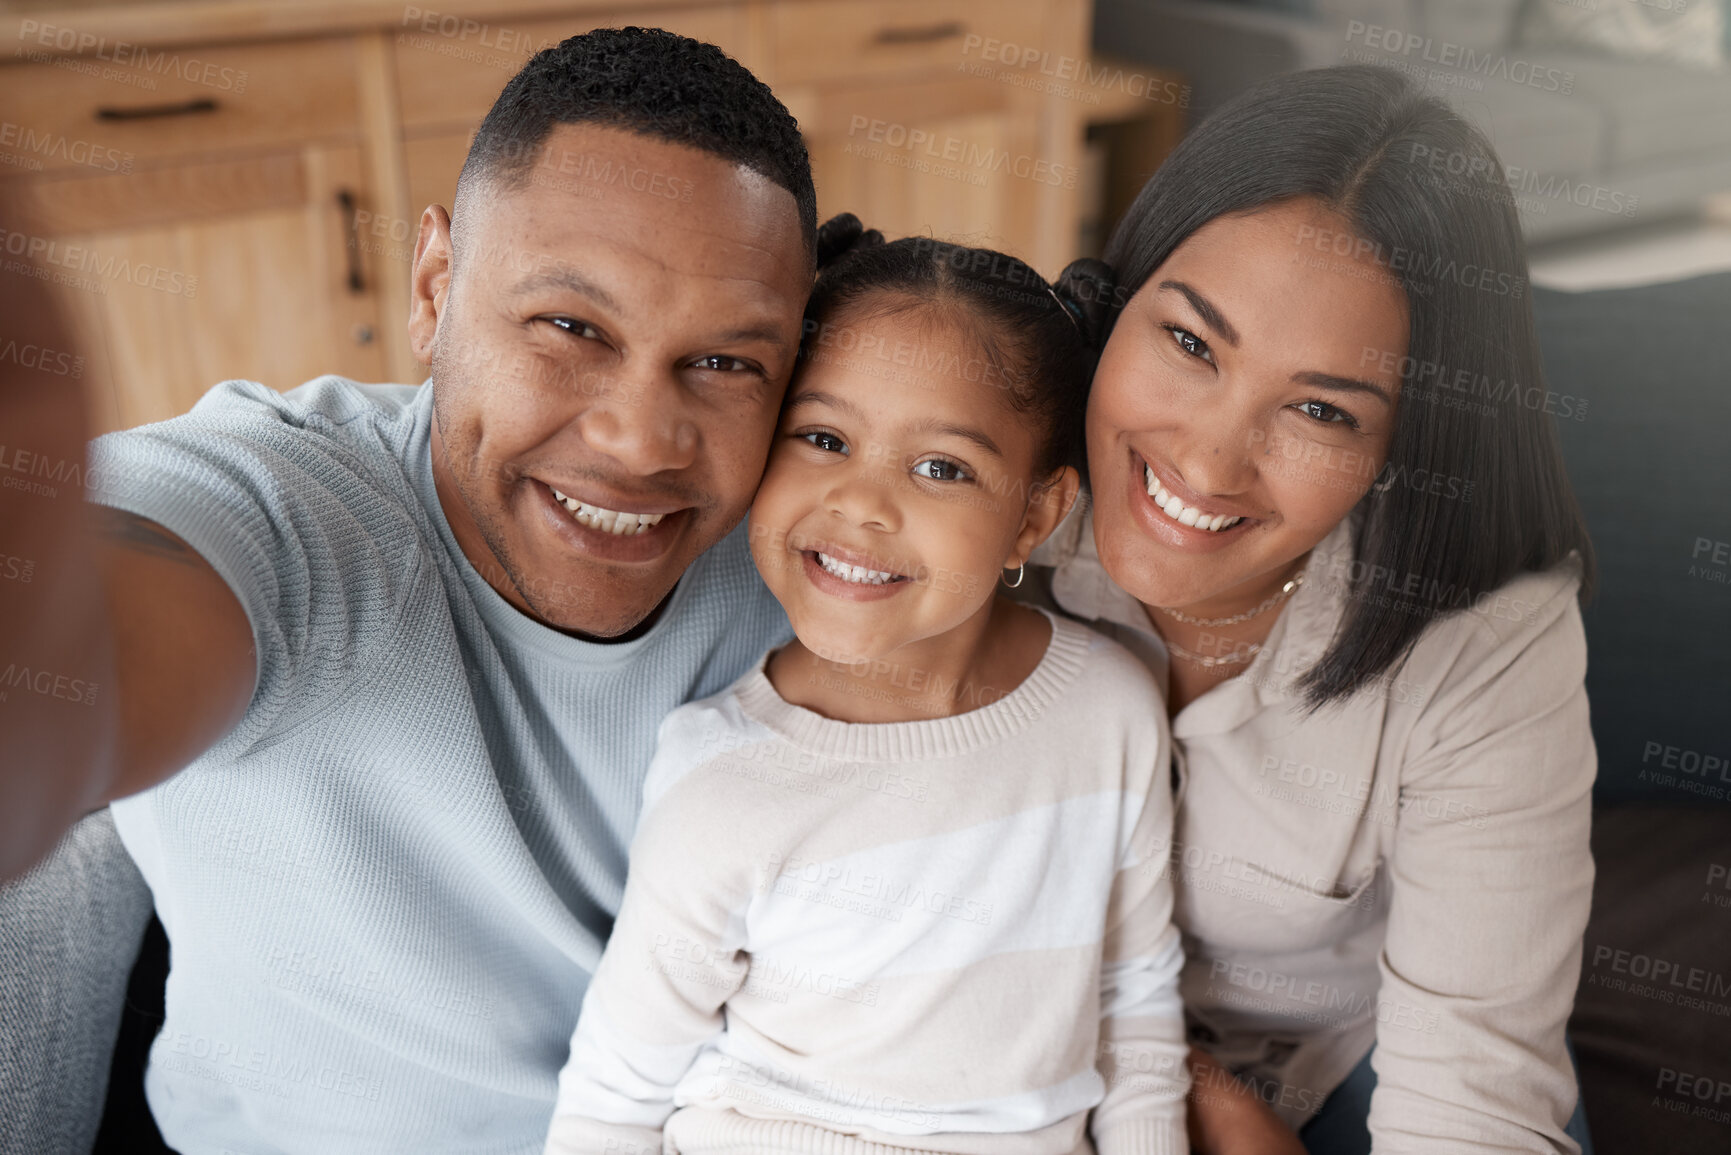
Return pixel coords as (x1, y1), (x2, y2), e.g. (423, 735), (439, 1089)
(1001, 563), (1025, 589)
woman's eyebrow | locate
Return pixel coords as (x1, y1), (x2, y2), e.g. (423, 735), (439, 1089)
(1292, 370), (1394, 407)
(1159, 280), (1240, 346)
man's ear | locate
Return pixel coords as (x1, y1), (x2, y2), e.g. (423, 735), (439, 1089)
(1008, 465), (1081, 569)
(407, 204), (454, 367)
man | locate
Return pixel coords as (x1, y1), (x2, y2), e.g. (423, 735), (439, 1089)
(0, 27), (814, 1153)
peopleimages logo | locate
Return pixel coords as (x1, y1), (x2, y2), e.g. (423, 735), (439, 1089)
(16, 20), (250, 93)
(1344, 20), (1574, 94)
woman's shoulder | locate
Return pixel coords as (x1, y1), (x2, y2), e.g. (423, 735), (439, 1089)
(1394, 556), (1591, 761)
(1408, 554), (1587, 670)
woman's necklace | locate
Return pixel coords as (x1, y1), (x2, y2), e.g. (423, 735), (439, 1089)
(1164, 636), (1261, 669)
(1152, 572), (1305, 628)
(1153, 567), (1307, 669)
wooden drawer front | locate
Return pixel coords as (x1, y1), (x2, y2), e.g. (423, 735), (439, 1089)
(396, 6), (751, 135)
(771, 0), (1047, 88)
(0, 36), (360, 173)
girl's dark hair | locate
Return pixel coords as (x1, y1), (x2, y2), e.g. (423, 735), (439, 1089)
(1059, 65), (1595, 710)
(801, 213), (1094, 485)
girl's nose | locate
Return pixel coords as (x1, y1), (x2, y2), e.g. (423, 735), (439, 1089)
(824, 459), (902, 533)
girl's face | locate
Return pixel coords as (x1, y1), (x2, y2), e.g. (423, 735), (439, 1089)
(1086, 198), (1410, 613)
(750, 303), (1072, 664)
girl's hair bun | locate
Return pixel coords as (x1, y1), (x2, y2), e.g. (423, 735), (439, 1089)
(1053, 257), (1122, 353)
(815, 212), (885, 270)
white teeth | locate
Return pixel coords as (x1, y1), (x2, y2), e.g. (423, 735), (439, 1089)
(1143, 465), (1242, 533)
(816, 552), (901, 586)
(549, 486), (666, 537)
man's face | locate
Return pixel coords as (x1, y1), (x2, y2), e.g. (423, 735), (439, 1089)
(408, 123), (810, 638)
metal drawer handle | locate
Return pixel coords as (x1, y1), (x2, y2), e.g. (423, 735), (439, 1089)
(872, 21), (966, 45)
(337, 189), (365, 294)
(94, 98), (219, 122)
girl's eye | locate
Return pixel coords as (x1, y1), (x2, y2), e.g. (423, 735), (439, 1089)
(692, 355), (754, 373)
(913, 458), (970, 483)
(800, 431), (848, 455)
(1164, 324), (1213, 364)
(548, 317), (602, 340)
(1295, 399), (1360, 428)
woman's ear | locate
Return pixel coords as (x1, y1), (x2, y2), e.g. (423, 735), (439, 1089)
(1009, 465), (1082, 567)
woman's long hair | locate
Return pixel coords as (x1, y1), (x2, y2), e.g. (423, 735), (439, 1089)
(1058, 65), (1595, 709)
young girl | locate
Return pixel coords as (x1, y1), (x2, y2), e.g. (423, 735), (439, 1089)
(544, 216), (1189, 1155)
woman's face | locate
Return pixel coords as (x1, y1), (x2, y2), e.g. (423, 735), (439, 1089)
(1086, 198), (1410, 612)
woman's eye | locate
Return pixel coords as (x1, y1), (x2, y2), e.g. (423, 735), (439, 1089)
(1295, 399), (1359, 428)
(800, 431), (848, 455)
(1164, 325), (1213, 364)
(548, 317), (602, 340)
(913, 458), (969, 483)
(692, 355), (752, 373)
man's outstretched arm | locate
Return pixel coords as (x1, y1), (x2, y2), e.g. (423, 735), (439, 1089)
(0, 192), (254, 880)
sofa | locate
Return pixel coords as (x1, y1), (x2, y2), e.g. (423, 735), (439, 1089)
(3, 271), (1730, 1152)
(1094, 0), (1731, 242)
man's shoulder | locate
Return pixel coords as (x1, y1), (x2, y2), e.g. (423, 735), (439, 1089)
(184, 375), (425, 436)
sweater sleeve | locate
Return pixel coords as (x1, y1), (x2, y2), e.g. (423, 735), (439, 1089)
(1366, 568), (1594, 1153)
(1089, 699), (1190, 1155)
(545, 709), (754, 1155)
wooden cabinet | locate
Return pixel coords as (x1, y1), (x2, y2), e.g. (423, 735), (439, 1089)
(0, 0), (1104, 431)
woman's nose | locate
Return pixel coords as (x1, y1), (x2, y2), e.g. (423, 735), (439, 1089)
(1170, 406), (1259, 497)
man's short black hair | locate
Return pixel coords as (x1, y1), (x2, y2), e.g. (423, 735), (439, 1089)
(458, 26), (816, 257)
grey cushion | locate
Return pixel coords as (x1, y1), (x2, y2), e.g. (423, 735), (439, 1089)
(0, 809), (154, 1155)
(1536, 51), (1731, 169)
(1533, 273), (1731, 806)
(1415, 0), (1525, 49)
(1442, 76), (1603, 180)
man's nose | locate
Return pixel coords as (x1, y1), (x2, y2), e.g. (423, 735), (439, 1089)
(574, 370), (698, 475)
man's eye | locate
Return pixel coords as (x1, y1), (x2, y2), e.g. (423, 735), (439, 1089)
(913, 458), (969, 483)
(693, 355), (753, 373)
(1164, 324), (1213, 364)
(801, 431), (848, 454)
(548, 317), (601, 340)
(1295, 399), (1359, 428)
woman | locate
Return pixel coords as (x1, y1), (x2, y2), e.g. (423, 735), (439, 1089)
(1030, 66), (1598, 1152)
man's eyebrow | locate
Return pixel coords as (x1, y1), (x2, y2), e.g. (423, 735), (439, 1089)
(716, 323), (793, 351)
(1159, 280), (1240, 347)
(511, 269), (789, 351)
(512, 267), (621, 312)
(1292, 370), (1395, 407)
(785, 390), (1003, 459)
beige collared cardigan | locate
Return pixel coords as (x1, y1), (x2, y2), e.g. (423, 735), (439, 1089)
(1021, 499), (1594, 1153)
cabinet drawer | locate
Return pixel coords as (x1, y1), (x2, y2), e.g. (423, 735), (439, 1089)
(770, 0), (1047, 88)
(0, 36), (360, 173)
(396, 6), (751, 135)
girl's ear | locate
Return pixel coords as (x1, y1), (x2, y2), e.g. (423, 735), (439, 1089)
(1008, 465), (1082, 567)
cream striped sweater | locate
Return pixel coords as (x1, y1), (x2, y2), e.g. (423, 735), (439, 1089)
(545, 608), (1188, 1155)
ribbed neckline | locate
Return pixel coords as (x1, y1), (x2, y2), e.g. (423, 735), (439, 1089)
(731, 605), (1093, 763)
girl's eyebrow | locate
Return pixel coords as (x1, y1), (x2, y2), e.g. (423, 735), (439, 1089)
(785, 388), (857, 416)
(909, 417), (1003, 460)
(786, 389), (1003, 459)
